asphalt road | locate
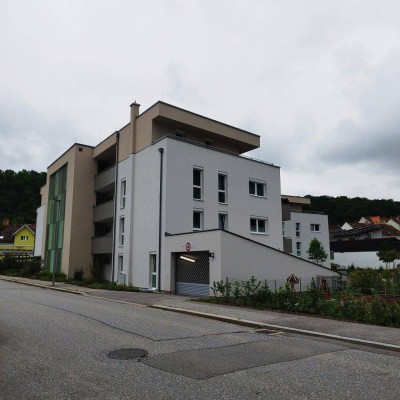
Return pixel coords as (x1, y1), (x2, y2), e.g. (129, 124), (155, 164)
(1, 280), (399, 400)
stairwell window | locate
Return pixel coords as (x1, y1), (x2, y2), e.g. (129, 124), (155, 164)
(193, 168), (203, 200)
(219, 213), (228, 230)
(310, 224), (320, 232)
(296, 223), (301, 237)
(119, 217), (125, 246)
(120, 179), (126, 209)
(296, 242), (302, 256)
(250, 217), (267, 234)
(218, 174), (227, 204)
(249, 180), (266, 197)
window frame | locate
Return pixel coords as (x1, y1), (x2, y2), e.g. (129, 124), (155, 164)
(20, 235), (29, 241)
(296, 242), (302, 256)
(193, 168), (203, 201)
(218, 173), (227, 204)
(250, 217), (268, 235)
(120, 179), (126, 209)
(118, 254), (124, 272)
(310, 223), (321, 232)
(119, 217), (125, 246)
(296, 222), (301, 237)
(218, 212), (228, 230)
(249, 180), (267, 198)
(193, 209), (204, 231)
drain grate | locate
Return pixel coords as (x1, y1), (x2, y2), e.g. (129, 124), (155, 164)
(107, 348), (148, 360)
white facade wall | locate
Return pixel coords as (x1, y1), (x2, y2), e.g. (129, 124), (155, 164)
(164, 138), (283, 250)
(333, 251), (386, 269)
(284, 212), (331, 268)
(34, 205), (46, 257)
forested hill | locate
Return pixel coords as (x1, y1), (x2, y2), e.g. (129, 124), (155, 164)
(0, 170), (46, 225)
(304, 195), (400, 225)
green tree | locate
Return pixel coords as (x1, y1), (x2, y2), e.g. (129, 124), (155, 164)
(307, 238), (328, 265)
(377, 242), (400, 269)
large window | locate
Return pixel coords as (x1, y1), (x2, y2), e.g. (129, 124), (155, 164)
(193, 168), (203, 200)
(218, 213), (228, 230)
(218, 174), (227, 204)
(119, 217), (125, 246)
(249, 180), (266, 197)
(296, 223), (301, 237)
(120, 179), (126, 209)
(310, 224), (320, 232)
(250, 217), (267, 234)
(193, 210), (203, 231)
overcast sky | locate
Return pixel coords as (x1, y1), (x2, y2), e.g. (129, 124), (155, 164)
(1, 0), (400, 200)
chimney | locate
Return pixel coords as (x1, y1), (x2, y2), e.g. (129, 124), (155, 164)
(130, 101), (140, 123)
(2, 218), (10, 229)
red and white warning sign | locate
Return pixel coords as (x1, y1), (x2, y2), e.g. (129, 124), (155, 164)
(185, 242), (191, 252)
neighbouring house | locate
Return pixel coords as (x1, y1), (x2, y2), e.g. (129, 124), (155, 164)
(331, 219), (400, 269)
(0, 223), (36, 256)
(35, 100), (339, 296)
(281, 195), (331, 268)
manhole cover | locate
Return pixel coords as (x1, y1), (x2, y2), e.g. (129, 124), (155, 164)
(107, 348), (148, 360)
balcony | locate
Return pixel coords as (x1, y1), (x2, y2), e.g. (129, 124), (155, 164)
(94, 165), (115, 192)
(93, 200), (114, 223)
(92, 235), (113, 254)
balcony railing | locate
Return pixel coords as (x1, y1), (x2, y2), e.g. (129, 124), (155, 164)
(94, 165), (116, 192)
(93, 200), (114, 223)
(92, 235), (113, 255)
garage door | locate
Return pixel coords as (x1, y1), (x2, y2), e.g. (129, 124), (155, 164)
(175, 251), (210, 297)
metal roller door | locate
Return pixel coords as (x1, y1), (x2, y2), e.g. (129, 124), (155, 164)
(175, 251), (210, 297)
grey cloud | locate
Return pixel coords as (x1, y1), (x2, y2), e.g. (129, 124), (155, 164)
(0, 95), (83, 171)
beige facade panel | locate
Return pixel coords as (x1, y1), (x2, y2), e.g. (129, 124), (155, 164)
(118, 123), (134, 161)
(93, 132), (117, 159)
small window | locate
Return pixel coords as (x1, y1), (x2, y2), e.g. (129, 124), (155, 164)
(282, 222), (285, 237)
(296, 222), (301, 237)
(193, 168), (203, 200)
(119, 217), (125, 246)
(218, 174), (227, 204)
(120, 179), (126, 209)
(20, 235), (29, 241)
(249, 180), (266, 197)
(296, 242), (301, 256)
(175, 130), (185, 138)
(193, 210), (203, 231)
(310, 224), (320, 232)
(219, 213), (228, 230)
(118, 255), (123, 272)
(250, 217), (267, 234)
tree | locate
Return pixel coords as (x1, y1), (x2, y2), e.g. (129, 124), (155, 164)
(307, 238), (328, 265)
(377, 242), (400, 269)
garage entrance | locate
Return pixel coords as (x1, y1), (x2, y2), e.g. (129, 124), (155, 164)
(175, 251), (210, 297)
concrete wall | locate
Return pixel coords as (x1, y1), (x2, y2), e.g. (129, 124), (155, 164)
(34, 205), (46, 257)
(332, 251), (387, 269)
(284, 212), (331, 268)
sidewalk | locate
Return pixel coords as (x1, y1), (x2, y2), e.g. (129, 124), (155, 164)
(1, 275), (399, 350)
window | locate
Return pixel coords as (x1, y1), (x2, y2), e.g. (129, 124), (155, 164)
(193, 210), (203, 231)
(205, 138), (214, 147)
(218, 213), (228, 230)
(175, 130), (185, 138)
(150, 253), (157, 289)
(20, 236), (29, 241)
(120, 179), (126, 209)
(250, 217), (267, 234)
(282, 222), (285, 237)
(119, 217), (125, 246)
(193, 168), (203, 200)
(249, 180), (266, 197)
(118, 255), (123, 272)
(296, 223), (301, 237)
(218, 174), (227, 204)
(296, 242), (301, 256)
(310, 224), (320, 232)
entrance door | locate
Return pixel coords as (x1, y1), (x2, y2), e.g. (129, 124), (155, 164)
(175, 251), (210, 297)
(150, 254), (157, 289)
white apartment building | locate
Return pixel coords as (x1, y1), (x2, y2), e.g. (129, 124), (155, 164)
(35, 101), (338, 296)
(281, 196), (331, 268)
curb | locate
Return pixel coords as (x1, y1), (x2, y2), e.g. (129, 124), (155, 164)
(0, 276), (84, 296)
(150, 304), (400, 353)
